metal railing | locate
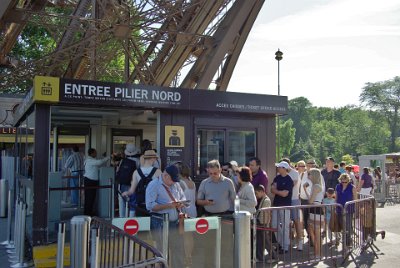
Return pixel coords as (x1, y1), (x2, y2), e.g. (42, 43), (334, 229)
(342, 194), (379, 266)
(6, 199), (34, 267)
(71, 216), (168, 268)
(254, 195), (381, 268)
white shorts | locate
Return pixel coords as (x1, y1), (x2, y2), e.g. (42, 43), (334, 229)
(360, 187), (372, 195)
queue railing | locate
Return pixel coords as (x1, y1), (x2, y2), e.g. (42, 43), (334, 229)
(90, 217), (168, 268)
(342, 194), (379, 267)
(255, 203), (345, 267)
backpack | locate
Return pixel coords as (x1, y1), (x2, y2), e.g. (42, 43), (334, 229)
(115, 158), (137, 185)
(135, 167), (157, 208)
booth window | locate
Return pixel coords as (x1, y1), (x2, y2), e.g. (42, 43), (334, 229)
(196, 129), (256, 175)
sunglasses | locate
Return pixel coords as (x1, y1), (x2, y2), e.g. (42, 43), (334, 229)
(297, 165), (305, 168)
(341, 181), (349, 184)
(222, 169), (229, 171)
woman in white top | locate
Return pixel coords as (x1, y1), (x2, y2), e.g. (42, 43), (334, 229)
(304, 168), (325, 258)
(237, 166), (257, 214)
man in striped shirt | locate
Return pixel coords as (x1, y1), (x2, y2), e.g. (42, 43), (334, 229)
(64, 145), (84, 206)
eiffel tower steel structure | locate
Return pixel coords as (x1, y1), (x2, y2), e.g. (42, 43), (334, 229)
(1, 0), (265, 92)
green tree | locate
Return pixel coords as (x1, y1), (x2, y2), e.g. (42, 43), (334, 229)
(341, 154), (354, 165)
(279, 118), (296, 159)
(360, 76), (400, 152)
(287, 97), (313, 143)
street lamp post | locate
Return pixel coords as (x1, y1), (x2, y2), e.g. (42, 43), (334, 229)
(275, 49), (283, 160)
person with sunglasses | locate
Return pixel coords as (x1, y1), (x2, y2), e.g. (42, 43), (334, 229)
(335, 173), (357, 246)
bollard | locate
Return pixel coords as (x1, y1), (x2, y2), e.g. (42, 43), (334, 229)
(7, 200), (21, 255)
(56, 222), (66, 268)
(252, 215), (257, 264)
(70, 216), (91, 268)
(234, 211), (251, 268)
(90, 227), (100, 268)
(0, 179), (8, 217)
(215, 217), (222, 268)
(10, 202), (33, 268)
(162, 213), (169, 260)
(1, 189), (13, 247)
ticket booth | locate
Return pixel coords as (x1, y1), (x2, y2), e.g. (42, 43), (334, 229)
(12, 76), (287, 245)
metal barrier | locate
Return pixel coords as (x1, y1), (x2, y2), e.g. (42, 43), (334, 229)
(0, 189), (13, 248)
(90, 216), (168, 268)
(0, 179), (8, 217)
(254, 195), (382, 268)
(70, 216), (91, 268)
(255, 203), (345, 267)
(7, 199), (33, 267)
(342, 194), (379, 267)
(374, 180), (400, 206)
(234, 212), (251, 268)
(56, 222), (66, 268)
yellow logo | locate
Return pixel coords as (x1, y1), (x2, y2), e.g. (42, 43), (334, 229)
(165, 125), (185, 147)
(34, 76), (60, 102)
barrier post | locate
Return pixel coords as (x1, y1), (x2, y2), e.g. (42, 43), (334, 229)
(0, 179), (8, 217)
(7, 200), (20, 255)
(1, 189), (13, 247)
(234, 211), (251, 268)
(216, 217), (221, 268)
(109, 177), (114, 219)
(162, 213), (169, 260)
(70, 216), (91, 268)
(90, 227), (100, 268)
(10, 202), (33, 268)
(56, 222), (66, 268)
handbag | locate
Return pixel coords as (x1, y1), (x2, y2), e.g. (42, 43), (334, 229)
(162, 184), (189, 234)
(329, 211), (342, 232)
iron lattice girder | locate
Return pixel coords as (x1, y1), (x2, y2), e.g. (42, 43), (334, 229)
(0, 0), (265, 93)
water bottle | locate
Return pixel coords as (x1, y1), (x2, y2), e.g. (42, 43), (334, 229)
(234, 195), (240, 213)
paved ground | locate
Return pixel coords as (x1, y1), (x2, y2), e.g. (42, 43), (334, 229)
(1, 204), (399, 267)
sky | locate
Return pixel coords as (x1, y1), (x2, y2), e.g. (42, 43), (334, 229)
(228, 0), (400, 108)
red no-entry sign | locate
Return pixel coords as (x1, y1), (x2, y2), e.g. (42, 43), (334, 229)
(195, 218), (209, 234)
(124, 219), (139, 235)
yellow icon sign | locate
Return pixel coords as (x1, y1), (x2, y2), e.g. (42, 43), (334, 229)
(165, 125), (184, 147)
(34, 76), (60, 102)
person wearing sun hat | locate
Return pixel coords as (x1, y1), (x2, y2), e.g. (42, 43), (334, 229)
(122, 149), (162, 216)
(116, 143), (141, 217)
(146, 164), (186, 267)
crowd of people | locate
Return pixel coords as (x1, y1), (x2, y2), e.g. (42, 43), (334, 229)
(64, 141), (382, 266)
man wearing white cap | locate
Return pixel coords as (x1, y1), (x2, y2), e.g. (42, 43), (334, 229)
(271, 161), (293, 254)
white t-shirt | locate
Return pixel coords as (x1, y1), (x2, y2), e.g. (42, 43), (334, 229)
(289, 169), (300, 200)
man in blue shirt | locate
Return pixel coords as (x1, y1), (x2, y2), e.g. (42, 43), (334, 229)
(271, 161), (293, 254)
(146, 165), (186, 268)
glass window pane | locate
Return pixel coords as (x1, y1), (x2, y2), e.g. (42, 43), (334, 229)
(196, 129), (225, 175)
(228, 131), (256, 166)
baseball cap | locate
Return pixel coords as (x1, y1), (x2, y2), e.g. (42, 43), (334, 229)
(326, 156), (335, 162)
(276, 161), (290, 169)
(165, 165), (180, 182)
